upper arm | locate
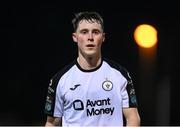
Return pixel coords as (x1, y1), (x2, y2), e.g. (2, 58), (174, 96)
(45, 116), (62, 126)
(44, 78), (64, 122)
(123, 108), (140, 126)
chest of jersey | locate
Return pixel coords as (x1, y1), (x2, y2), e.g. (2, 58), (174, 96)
(52, 61), (131, 126)
(63, 64), (124, 101)
(58, 63), (126, 118)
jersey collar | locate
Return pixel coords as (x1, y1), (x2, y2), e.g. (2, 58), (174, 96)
(76, 58), (103, 72)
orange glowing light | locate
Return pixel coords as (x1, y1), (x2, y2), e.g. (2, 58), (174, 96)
(134, 24), (158, 48)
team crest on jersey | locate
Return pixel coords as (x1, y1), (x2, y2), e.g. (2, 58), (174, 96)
(102, 78), (113, 91)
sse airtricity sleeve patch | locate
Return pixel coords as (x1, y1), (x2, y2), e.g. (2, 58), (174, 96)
(121, 69), (138, 107)
(44, 79), (57, 116)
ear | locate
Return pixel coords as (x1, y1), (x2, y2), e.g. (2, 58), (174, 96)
(102, 33), (105, 42)
(72, 33), (78, 43)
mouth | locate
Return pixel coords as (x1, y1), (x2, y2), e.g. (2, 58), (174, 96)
(86, 44), (95, 47)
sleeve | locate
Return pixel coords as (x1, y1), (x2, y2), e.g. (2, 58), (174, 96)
(44, 78), (64, 117)
(121, 70), (138, 108)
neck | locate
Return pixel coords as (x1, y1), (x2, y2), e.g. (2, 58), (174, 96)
(77, 54), (102, 70)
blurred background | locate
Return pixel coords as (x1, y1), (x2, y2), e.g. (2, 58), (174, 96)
(5, 0), (180, 126)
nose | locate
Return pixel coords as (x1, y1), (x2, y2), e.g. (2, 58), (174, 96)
(88, 33), (94, 41)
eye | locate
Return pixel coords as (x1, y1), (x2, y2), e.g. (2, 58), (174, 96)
(80, 30), (88, 34)
(93, 30), (100, 35)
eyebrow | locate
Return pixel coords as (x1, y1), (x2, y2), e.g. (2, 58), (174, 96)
(79, 28), (102, 32)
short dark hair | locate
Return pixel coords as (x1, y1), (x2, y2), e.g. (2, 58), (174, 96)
(72, 11), (104, 32)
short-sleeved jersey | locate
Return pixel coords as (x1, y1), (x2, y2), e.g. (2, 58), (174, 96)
(44, 58), (138, 126)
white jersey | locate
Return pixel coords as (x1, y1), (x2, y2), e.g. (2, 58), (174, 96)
(45, 58), (138, 126)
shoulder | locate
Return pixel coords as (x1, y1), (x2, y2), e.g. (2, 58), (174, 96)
(52, 60), (76, 80)
(50, 60), (76, 87)
(103, 58), (132, 80)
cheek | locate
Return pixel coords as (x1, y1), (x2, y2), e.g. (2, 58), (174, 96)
(96, 38), (103, 46)
(77, 36), (86, 43)
(77, 38), (85, 48)
(97, 42), (103, 48)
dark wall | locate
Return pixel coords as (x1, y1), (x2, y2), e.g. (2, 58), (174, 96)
(5, 0), (180, 125)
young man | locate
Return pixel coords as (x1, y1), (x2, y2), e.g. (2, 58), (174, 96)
(44, 11), (140, 126)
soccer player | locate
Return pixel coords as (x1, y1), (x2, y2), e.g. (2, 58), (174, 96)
(44, 11), (140, 126)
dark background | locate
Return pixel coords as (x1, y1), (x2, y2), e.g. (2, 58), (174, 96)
(5, 0), (180, 126)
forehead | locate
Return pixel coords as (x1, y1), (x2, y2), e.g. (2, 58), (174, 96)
(77, 20), (102, 31)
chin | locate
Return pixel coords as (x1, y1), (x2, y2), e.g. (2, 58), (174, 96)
(85, 51), (97, 56)
(80, 49), (99, 57)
